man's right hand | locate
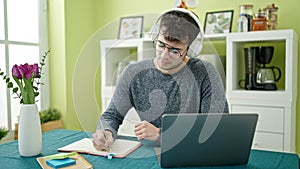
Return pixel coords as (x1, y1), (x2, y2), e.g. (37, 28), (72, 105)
(92, 130), (114, 151)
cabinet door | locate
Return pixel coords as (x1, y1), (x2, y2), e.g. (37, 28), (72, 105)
(231, 105), (284, 151)
(253, 131), (283, 152)
(231, 105), (284, 133)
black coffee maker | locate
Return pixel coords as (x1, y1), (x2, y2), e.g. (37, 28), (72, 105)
(241, 46), (281, 90)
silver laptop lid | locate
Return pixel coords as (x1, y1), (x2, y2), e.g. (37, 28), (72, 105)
(158, 113), (258, 168)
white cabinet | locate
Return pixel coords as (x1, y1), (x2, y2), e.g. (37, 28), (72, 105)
(226, 30), (298, 153)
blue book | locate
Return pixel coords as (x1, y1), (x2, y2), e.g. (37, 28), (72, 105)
(46, 158), (76, 168)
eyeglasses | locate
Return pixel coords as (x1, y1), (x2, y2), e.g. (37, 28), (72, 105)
(154, 40), (187, 59)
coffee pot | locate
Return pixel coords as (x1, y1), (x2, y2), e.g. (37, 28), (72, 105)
(240, 46), (281, 90)
(256, 66), (281, 84)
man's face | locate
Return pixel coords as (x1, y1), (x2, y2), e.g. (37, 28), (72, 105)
(154, 35), (189, 71)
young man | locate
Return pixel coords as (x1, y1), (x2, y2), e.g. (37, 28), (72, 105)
(93, 8), (228, 151)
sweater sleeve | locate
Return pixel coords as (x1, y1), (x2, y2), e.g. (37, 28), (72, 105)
(96, 63), (135, 138)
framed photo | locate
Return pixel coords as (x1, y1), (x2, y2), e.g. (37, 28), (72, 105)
(204, 10), (234, 35)
(118, 16), (143, 39)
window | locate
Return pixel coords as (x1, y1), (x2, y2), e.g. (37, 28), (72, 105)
(0, 0), (49, 130)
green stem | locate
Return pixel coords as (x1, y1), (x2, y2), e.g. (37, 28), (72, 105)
(13, 76), (25, 102)
(23, 77), (35, 104)
(13, 75), (35, 104)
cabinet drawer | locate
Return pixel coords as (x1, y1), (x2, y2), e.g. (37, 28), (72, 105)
(231, 105), (284, 133)
(252, 132), (283, 152)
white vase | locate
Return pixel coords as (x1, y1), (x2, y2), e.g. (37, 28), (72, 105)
(18, 104), (42, 157)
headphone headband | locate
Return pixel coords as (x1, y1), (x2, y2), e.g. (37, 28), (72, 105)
(160, 8), (202, 31)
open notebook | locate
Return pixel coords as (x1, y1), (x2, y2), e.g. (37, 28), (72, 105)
(58, 138), (141, 158)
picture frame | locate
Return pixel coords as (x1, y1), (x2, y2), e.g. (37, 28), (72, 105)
(118, 16), (144, 39)
(204, 10), (234, 35)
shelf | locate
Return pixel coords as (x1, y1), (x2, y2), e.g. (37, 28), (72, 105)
(226, 90), (292, 102)
(203, 29), (297, 41)
(204, 33), (228, 40)
(227, 29), (297, 42)
(226, 29), (297, 95)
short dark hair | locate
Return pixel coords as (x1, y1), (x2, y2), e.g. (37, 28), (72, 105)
(159, 10), (200, 45)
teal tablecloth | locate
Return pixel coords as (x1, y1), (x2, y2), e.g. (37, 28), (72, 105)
(0, 129), (298, 169)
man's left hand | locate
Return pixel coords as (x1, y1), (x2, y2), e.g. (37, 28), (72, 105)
(134, 120), (160, 141)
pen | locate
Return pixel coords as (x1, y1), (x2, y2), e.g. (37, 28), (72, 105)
(99, 119), (112, 153)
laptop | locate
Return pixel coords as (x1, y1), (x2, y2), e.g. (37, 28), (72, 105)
(155, 113), (258, 168)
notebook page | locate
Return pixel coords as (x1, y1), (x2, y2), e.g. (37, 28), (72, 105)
(58, 138), (141, 157)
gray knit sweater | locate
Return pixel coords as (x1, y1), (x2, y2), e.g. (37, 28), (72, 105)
(97, 57), (229, 138)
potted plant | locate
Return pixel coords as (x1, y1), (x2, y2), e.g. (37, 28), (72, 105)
(39, 108), (63, 132)
(14, 108), (63, 140)
(0, 127), (9, 141)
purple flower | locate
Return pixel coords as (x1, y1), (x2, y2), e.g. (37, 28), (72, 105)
(12, 63), (39, 79)
(1, 50), (49, 104)
(12, 65), (22, 79)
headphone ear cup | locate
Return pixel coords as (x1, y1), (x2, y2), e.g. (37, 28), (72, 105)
(188, 34), (203, 57)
